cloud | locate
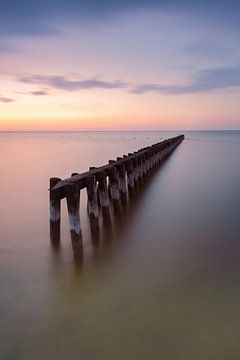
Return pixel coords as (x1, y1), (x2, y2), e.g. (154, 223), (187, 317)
(30, 90), (50, 96)
(0, 96), (15, 103)
(131, 67), (240, 94)
(17, 67), (240, 96)
(1, 0), (240, 37)
(19, 75), (128, 91)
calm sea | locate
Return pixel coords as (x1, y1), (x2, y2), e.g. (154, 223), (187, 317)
(0, 131), (240, 359)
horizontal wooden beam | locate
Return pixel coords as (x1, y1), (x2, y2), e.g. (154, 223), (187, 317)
(50, 135), (184, 199)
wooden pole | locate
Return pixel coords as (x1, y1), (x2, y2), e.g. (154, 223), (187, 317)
(149, 150), (153, 172)
(142, 154), (148, 178)
(155, 150), (160, 168)
(97, 172), (110, 208)
(86, 175), (99, 231)
(126, 160), (134, 192)
(97, 172), (111, 223)
(154, 149), (157, 169)
(49, 177), (61, 243)
(108, 166), (120, 201)
(145, 152), (150, 174)
(137, 155), (143, 184)
(132, 157), (139, 187)
(117, 163), (127, 199)
(65, 183), (82, 255)
(158, 145), (164, 163)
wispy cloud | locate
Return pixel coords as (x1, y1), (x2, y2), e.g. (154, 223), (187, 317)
(0, 96), (15, 103)
(30, 90), (50, 96)
(17, 67), (240, 97)
(131, 67), (240, 94)
(18, 75), (128, 91)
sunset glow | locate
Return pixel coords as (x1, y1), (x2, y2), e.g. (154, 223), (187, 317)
(1, 1), (240, 130)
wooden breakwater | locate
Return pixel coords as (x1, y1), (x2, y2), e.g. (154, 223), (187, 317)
(49, 135), (184, 255)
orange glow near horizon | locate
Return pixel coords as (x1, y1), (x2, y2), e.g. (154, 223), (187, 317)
(1, 87), (240, 130)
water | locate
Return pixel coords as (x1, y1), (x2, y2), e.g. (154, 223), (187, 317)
(0, 131), (240, 359)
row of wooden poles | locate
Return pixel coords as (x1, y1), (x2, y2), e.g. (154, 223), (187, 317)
(49, 135), (184, 255)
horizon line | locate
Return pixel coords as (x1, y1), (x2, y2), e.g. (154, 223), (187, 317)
(0, 129), (240, 132)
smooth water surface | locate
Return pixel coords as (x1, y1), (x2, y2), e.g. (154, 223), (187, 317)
(0, 131), (240, 359)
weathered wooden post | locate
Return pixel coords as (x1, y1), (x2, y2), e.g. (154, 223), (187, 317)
(161, 143), (167, 160)
(138, 155), (144, 183)
(97, 171), (111, 223)
(142, 153), (148, 178)
(132, 157), (139, 187)
(126, 159), (134, 192)
(98, 171), (110, 208)
(158, 146), (162, 166)
(158, 145), (164, 163)
(155, 148), (159, 168)
(155, 149), (158, 167)
(86, 175), (99, 232)
(49, 178), (61, 244)
(148, 150), (153, 172)
(163, 142), (168, 157)
(145, 152), (150, 174)
(150, 149), (155, 170)
(153, 149), (157, 169)
(65, 182), (82, 255)
(117, 162), (127, 199)
(169, 141), (173, 155)
(108, 166), (120, 208)
(89, 167), (100, 205)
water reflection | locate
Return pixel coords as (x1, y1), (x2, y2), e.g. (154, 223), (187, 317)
(2, 131), (240, 359)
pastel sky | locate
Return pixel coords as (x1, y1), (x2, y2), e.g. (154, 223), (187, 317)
(1, 0), (240, 130)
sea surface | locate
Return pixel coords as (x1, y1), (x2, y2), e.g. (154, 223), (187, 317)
(0, 131), (240, 359)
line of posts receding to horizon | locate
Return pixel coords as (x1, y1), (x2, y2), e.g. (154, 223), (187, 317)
(49, 134), (184, 257)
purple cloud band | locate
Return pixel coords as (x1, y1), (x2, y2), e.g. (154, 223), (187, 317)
(131, 67), (240, 94)
(18, 67), (240, 96)
(19, 75), (128, 91)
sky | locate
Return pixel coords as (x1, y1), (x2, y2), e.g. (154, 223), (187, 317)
(0, 0), (240, 130)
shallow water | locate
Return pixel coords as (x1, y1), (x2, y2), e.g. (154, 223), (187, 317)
(0, 131), (240, 359)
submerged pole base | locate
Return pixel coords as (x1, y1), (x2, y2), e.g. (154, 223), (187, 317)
(71, 230), (83, 257)
(88, 214), (99, 231)
(102, 206), (112, 226)
(50, 220), (60, 245)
